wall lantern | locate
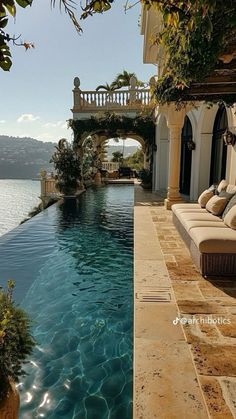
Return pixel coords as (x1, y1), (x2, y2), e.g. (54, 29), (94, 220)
(153, 144), (157, 152)
(187, 139), (196, 151)
(222, 129), (236, 146)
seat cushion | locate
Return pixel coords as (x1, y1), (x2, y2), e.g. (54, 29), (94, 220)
(173, 208), (207, 215)
(184, 220), (227, 232)
(172, 203), (201, 213)
(175, 211), (221, 223)
(190, 227), (236, 253)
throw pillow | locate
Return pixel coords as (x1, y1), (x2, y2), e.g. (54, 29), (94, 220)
(206, 195), (229, 216)
(224, 205), (236, 229)
(217, 179), (228, 193)
(198, 190), (214, 208)
(222, 194), (236, 219)
(226, 184), (236, 194)
(219, 190), (235, 201)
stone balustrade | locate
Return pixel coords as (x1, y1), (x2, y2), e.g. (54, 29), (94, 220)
(102, 162), (119, 172)
(72, 77), (151, 113)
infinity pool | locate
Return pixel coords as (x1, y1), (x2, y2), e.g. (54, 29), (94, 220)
(0, 186), (133, 418)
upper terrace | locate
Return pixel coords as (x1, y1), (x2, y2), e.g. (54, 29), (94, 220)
(71, 76), (152, 118)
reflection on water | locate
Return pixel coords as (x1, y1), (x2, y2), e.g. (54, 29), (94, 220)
(16, 186), (133, 419)
(0, 179), (40, 236)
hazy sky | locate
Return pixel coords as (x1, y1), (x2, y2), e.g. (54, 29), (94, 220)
(0, 1), (155, 145)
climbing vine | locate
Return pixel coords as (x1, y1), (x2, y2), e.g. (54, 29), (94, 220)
(68, 112), (155, 148)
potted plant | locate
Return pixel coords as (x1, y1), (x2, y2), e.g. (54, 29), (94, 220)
(0, 280), (35, 418)
(138, 168), (152, 189)
(50, 138), (81, 196)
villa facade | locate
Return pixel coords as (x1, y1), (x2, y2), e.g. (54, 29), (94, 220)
(141, 6), (236, 208)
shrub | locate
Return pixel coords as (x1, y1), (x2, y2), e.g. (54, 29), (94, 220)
(0, 281), (35, 402)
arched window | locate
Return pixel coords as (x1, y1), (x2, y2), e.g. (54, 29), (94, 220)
(210, 107), (228, 185)
(179, 116), (193, 195)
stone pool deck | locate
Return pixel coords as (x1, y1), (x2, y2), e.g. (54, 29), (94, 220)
(134, 185), (236, 419)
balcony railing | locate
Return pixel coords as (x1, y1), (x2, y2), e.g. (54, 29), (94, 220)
(102, 162), (119, 172)
(72, 78), (151, 113)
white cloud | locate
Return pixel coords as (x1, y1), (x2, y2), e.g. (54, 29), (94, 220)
(17, 114), (40, 123)
(0, 120), (6, 124)
(43, 120), (67, 129)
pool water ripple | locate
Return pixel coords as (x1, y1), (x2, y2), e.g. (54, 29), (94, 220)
(7, 186), (134, 419)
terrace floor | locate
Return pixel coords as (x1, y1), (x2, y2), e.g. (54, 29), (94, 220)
(134, 184), (236, 419)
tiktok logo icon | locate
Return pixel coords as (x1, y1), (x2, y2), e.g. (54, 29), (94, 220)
(173, 317), (179, 325)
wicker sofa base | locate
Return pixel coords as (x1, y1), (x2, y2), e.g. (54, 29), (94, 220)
(173, 213), (236, 277)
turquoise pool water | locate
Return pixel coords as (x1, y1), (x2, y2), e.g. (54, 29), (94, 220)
(0, 186), (133, 418)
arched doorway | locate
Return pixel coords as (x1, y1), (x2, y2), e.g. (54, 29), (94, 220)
(179, 116), (193, 195)
(210, 106), (228, 185)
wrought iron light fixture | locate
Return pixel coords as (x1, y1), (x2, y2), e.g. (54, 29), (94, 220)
(187, 139), (196, 151)
(222, 129), (236, 146)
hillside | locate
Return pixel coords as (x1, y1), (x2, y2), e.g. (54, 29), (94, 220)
(107, 145), (139, 160)
(0, 136), (55, 179)
(0, 136), (140, 179)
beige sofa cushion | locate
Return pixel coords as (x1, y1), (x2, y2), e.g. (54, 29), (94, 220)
(217, 179), (228, 193)
(185, 220), (227, 232)
(198, 190), (214, 208)
(224, 205), (236, 230)
(172, 203), (200, 211)
(173, 208), (207, 216)
(206, 195), (228, 216)
(190, 227), (236, 253)
(175, 211), (222, 231)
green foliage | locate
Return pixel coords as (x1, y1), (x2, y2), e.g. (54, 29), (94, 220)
(96, 83), (118, 92)
(148, 0), (236, 104)
(50, 138), (81, 195)
(123, 148), (144, 170)
(69, 112), (155, 147)
(111, 151), (123, 163)
(138, 168), (152, 187)
(0, 280), (35, 402)
(0, 0), (32, 71)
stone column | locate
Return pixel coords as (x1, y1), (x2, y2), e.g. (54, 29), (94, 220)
(159, 104), (187, 209)
(165, 124), (183, 209)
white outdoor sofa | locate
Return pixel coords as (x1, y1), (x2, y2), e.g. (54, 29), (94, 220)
(172, 183), (236, 277)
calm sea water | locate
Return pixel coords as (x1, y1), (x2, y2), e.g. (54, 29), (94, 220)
(0, 179), (41, 236)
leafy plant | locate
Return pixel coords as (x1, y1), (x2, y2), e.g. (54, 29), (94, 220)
(123, 148), (144, 170)
(50, 138), (81, 195)
(138, 168), (152, 186)
(0, 280), (35, 403)
(147, 0), (236, 105)
(0, 0), (34, 71)
(111, 151), (123, 163)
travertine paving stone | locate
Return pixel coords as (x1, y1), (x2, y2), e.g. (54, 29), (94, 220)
(220, 377), (236, 417)
(146, 198), (236, 418)
(135, 340), (208, 419)
(134, 187), (209, 419)
(200, 376), (234, 418)
(177, 300), (227, 314)
(192, 344), (236, 376)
